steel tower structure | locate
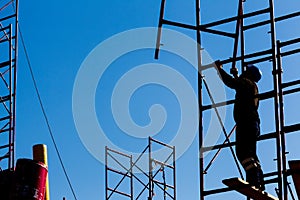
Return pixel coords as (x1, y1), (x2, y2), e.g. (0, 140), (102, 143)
(155, 0), (300, 199)
(0, 0), (18, 170)
(105, 137), (176, 200)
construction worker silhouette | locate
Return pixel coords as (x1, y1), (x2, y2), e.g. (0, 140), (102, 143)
(215, 61), (265, 190)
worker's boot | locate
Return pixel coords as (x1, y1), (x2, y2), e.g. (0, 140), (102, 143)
(257, 168), (265, 190)
(246, 168), (265, 190)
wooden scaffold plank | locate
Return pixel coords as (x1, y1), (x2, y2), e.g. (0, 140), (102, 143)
(223, 178), (279, 200)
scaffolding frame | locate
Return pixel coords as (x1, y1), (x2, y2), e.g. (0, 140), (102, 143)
(105, 137), (176, 200)
(155, 0), (300, 199)
(0, 0), (18, 171)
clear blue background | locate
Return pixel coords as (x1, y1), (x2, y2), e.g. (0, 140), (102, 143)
(15, 0), (300, 199)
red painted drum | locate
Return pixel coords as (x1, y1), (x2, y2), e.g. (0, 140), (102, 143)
(12, 158), (48, 200)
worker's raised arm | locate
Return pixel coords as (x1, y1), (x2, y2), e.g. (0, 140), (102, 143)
(215, 60), (237, 89)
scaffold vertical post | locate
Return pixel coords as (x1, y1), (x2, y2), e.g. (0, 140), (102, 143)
(196, 0), (204, 199)
(276, 40), (288, 200)
(148, 137), (153, 200)
(105, 146), (108, 200)
(268, 0), (283, 199)
(130, 154), (134, 200)
(173, 145), (177, 200)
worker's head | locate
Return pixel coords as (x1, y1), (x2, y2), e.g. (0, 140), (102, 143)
(244, 64), (262, 82)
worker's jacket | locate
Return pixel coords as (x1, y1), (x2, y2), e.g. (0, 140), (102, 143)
(218, 68), (260, 124)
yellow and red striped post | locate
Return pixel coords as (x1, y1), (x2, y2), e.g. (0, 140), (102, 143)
(33, 144), (50, 200)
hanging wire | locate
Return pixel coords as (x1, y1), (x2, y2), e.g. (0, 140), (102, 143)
(18, 25), (78, 200)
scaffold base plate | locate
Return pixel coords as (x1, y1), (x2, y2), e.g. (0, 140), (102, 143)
(289, 160), (300, 198)
(223, 178), (278, 200)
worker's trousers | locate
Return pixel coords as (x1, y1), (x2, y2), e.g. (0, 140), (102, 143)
(235, 121), (265, 190)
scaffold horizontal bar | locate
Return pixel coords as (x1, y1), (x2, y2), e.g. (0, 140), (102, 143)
(0, 153), (9, 160)
(152, 158), (174, 169)
(244, 11), (300, 30)
(0, 14), (16, 23)
(0, 144), (10, 149)
(201, 100), (234, 111)
(107, 187), (131, 198)
(283, 87), (300, 96)
(107, 167), (131, 177)
(202, 186), (232, 196)
(203, 83), (299, 112)
(106, 146), (132, 158)
(201, 132), (275, 152)
(0, 116), (10, 122)
(281, 48), (300, 57)
(220, 48), (273, 66)
(276, 11), (300, 23)
(0, 36), (16, 45)
(244, 20), (271, 30)
(200, 8), (270, 29)
(282, 79), (300, 89)
(200, 28), (235, 38)
(0, 95), (11, 103)
(150, 137), (174, 149)
(279, 37), (300, 48)
(284, 123), (300, 133)
(152, 179), (175, 189)
(202, 90), (274, 111)
(264, 177), (279, 185)
(202, 123), (300, 152)
(0, 127), (12, 134)
(162, 19), (197, 30)
(246, 55), (273, 65)
(0, 61), (11, 68)
(161, 8), (271, 33)
(0, 25), (11, 33)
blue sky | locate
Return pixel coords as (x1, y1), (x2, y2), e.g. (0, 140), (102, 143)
(15, 0), (300, 200)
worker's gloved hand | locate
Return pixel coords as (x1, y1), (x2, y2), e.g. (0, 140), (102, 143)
(214, 60), (222, 70)
(230, 67), (239, 78)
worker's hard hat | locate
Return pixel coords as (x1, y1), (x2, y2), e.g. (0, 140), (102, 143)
(246, 64), (262, 82)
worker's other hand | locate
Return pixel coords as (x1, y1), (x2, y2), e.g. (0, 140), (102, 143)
(214, 60), (222, 70)
(230, 67), (239, 77)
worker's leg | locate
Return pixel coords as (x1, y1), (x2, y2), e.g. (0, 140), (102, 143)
(236, 121), (265, 190)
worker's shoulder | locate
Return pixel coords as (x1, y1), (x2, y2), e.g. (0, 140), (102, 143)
(237, 77), (256, 85)
(236, 77), (257, 90)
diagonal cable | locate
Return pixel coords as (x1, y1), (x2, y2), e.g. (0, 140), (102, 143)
(18, 25), (78, 200)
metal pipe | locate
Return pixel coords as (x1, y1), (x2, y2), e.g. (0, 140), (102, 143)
(154, 0), (166, 59)
(268, 0), (283, 199)
(231, 0), (244, 78)
(130, 155), (133, 200)
(13, 0), (19, 170)
(150, 137), (173, 149)
(8, 24), (13, 170)
(277, 40), (288, 200)
(200, 8), (269, 29)
(173, 146), (176, 200)
(240, 1), (245, 73)
(244, 11), (300, 30)
(105, 146), (108, 200)
(148, 137), (152, 200)
(196, 0), (204, 199)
